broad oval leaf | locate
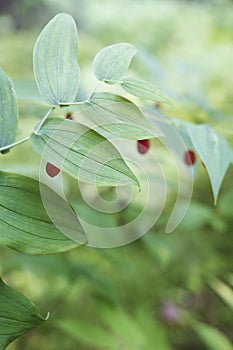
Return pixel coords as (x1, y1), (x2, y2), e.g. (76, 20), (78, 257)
(188, 124), (232, 204)
(30, 118), (139, 187)
(93, 43), (137, 83)
(33, 13), (80, 106)
(0, 67), (18, 151)
(121, 76), (172, 105)
(0, 171), (84, 254)
(0, 277), (45, 350)
(83, 92), (162, 140)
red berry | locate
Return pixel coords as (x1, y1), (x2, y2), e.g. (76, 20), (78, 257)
(65, 112), (73, 120)
(46, 162), (61, 178)
(184, 150), (196, 166)
(137, 139), (150, 154)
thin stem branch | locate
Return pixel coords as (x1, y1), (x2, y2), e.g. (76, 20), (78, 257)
(0, 136), (30, 153)
(34, 107), (55, 134)
(86, 81), (104, 101)
(1, 107), (55, 153)
(58, 101), (84, 107)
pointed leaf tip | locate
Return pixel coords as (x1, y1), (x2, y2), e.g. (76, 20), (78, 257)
(121, 76), (172, 105)
(188, 124), (232, 203)
(0, 278), (45, 349)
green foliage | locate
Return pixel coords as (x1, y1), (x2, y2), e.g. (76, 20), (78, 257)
(187, 124), (233, 204)
(55, 306), (172, 350)
(0, 172), (81, 254)
(172, 120), (233, 203)
(0, 3), (232, 349)
(121, 76), (171, 105)
(0, 278), (45, 350)
(208, 277), (233, 311)
(93, 43), (137, 83)
(30, 118), (138, 186)
(33, 13), (80, 106)
(84, 92), (161, 139)
(192, 322), (233, 350)
(0, 68), (18, 151)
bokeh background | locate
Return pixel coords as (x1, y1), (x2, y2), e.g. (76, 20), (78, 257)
(0, 0), (232, 349)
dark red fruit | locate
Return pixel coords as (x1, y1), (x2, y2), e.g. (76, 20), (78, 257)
(184, 150), (196, 166)
(137, 139), (150, 154)
(46, 162), (61, 178)
(65, 112), (73, 120)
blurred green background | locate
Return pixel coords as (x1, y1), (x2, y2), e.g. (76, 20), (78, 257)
(0, 0), (233, 349)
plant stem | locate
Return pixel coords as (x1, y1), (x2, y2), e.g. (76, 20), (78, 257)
(0, 136), (30, 153)
(58, 101), (84, 107)
(86, 82), (103, 101)
(34, 107), (55, 134)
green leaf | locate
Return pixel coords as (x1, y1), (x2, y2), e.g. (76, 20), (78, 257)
(55, 319), (115, 348)
(193, 322), (233, 350)
(187, 124), (232, 203)
(55, 307), (172, 350)
(83, 92), (162, 140)
(100, 306), (150, 348)
(30, 118), (139, 187)
(33, 13), (80, 106)
(93, 43), (137, 83)
(208, 277), (233, 311)
(135, 309), (172, 350)
(0, 278), (45, 350)
(121, 76), (172, 105)
(0, 67), (18, 150)
(0, 171), (84, 254)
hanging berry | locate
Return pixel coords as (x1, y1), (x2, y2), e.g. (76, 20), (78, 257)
(45, 162), (61, 178)
(137, 139), (150, 154)
(65, 112), (73, 120)
(184, 150), (196, 166)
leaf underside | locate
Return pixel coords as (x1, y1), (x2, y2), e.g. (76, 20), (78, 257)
(30, 118), (139, 187)
(0, 171), (83, 254)
(33, 13), (80, 106)
(0, 278), (45, 350)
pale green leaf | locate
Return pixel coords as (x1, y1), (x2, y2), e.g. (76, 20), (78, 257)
(55, 319), (115, 348)
(30, 118), (139, 187)
(208, 277), (233, 311)
(93, 43), (137, 83)
(0, 67), (18, 151)
(55, 307), (172, 350)
(135, 309), (172, 350)
(83, 92), (162, 140)
(188, 124), (232, 203)
(33, 13), (80, 106)
(0, 278), (45, 350)
(0, 171), (83, 254)
(193, 322), (233, 350)
(121, 76), (171, 105)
